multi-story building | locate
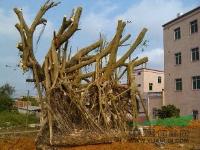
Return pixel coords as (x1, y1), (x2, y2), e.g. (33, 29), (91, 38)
(163, 6), (200, 116)
(134, 68), (164, 119)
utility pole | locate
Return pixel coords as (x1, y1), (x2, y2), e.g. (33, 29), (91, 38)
(25, 90), (30, 131)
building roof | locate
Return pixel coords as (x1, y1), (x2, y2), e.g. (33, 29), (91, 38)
(134, 68), (164, 73)
(18, 106), (40, 111)
(162, 6), (200, 27)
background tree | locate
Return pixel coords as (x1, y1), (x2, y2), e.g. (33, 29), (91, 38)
(0, 83), (15, 96)
(0, 83), (15, 111)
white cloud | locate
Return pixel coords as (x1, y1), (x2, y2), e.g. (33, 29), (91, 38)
(0, 8), (18, 38)
(137, 48), (164, 70)
(0, 0), (197, 95)
(76, 0), (196, 69)
(0, 6), (53, 96)
(116, 0), (194, 45)
(74, 2), (118, 48)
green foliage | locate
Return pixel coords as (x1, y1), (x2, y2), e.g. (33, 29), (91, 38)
(0, 84), (39, 128)
(157, 104), (180, 119)
(0, 94), (13, 111)
(0, 83), (15, 111)
(0, 83), (15, 96)
(0, 110), (39, 127)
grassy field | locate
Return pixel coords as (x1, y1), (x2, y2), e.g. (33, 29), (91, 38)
(0, 110), (39, 128)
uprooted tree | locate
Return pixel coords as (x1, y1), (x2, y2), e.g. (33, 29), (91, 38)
(14, 0), (149, 148)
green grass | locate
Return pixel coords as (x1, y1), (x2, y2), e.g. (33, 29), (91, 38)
(0, 110), (39, 127)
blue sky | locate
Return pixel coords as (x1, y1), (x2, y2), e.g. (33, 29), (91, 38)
(0, 0), (199, 96)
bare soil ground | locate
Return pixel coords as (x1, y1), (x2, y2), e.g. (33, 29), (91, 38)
(0, 136), (35, 150)
(0, 136), (199, 150)
(0, 121), (200, 150)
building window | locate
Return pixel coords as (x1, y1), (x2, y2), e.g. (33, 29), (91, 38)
(149, 83), (153, 91)
(174, 27), (181, 40)
(175, 52), (181, 64)
(137, 72), (141, 75)
(190, 20), (198, 34)
(158, 76), (162, 83)
(175, 78), (182, 91)
(192, 76), (200, 90)
(191, 47), (199, 61)
(137, 84), (141, 87)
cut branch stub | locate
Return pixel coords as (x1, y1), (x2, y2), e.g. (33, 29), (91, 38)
(31, 0), (61, 32)
(57, 7), (82, 49)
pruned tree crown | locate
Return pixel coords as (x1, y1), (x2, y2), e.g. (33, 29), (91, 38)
(14, 0), (149, 147)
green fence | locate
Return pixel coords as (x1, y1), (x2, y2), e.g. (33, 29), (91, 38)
(143, 115), (193, 127)
(128, 115), (193, 127)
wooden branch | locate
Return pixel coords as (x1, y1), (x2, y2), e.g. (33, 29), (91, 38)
(66, 28), (147, 75)
(80, 55), (95, 61)
(14, 5), (47, 76)
(136, 91), (150, 122)
(57, 16), (72, 37)
(127, 62), (138, 122)
(119, 34), (131, 46)
(13, 8), (29, 32)
(58, 7), (82, 48)
(51, 45), (59, 88)
(70, 39), (103, 62)
(103, 20), (126, 80)
(115, 28), (147, 67)
(66, 21), (127, 73)
(17, 43), (23, 52)
(117, 68), (127, 81)
(77, 57), (147, 81)
(44, 57), (51, 90)
(31, 0), (60, 32)
(132, 57), (148, 67)
(15, 24), (28, 47)
(60, 42), (68, 76)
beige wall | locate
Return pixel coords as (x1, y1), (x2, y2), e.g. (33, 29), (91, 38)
(148, 95), (163, 120)
(164, 8), (200, 115)
(134, 68), (164, 94)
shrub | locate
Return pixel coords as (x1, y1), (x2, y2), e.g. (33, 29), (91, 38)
(0, 83), (15, 111)
(157, 104), (180, 119)
(0, 94), (13, 111)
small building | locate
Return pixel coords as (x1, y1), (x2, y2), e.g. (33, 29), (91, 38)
(14, 100), (31, 108)
(163, 6), (200, 116)
(134, 68), (164, 119)
(18, 106), (41, 118)
(14, 98), (41, 118)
